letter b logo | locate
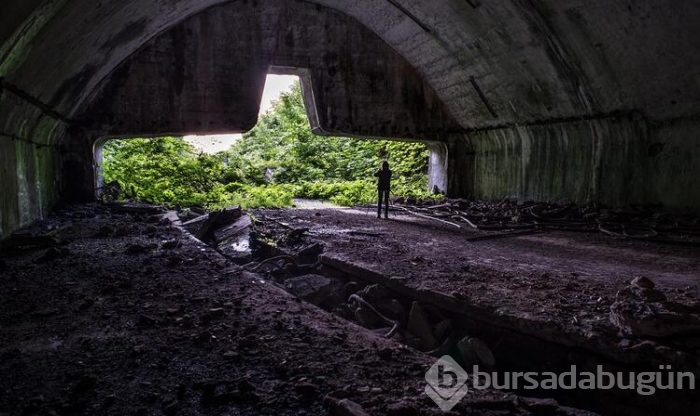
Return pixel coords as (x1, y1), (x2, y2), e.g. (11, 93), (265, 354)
(438, 365), (459, 389)
(425, 356), (469, 411)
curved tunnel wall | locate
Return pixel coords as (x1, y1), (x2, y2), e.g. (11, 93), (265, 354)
(1, 0), (699, 237)
(0, 88), (64, 237)
(449, 117), (700, 210)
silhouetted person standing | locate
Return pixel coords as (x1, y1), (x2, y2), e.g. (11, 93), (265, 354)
(374, 161), (392, 219)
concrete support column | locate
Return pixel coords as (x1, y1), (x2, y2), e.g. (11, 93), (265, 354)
(444, 135), (475, 198)
(427, 142), (448, 194)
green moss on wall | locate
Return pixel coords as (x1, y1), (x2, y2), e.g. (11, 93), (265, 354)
(0, 116), (61, 239)
(0, 0), (69, 77)
(447, 116), (698, 212)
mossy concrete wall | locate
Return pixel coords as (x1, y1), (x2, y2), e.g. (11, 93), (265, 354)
(446, 116), (700, 212)
(0, 116), (61, 238)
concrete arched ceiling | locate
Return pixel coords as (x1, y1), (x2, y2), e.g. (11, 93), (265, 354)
(77, 0), (461, 140)
(2, 0), (698, 132)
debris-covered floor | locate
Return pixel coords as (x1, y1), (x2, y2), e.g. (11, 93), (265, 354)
(252, 204), (700, 415)
(0, 204), (599, 416)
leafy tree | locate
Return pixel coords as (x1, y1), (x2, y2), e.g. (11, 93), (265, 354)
(102, 81), (438, 208)
(228, 82), (430, 184)
(103, 137), (225, 206)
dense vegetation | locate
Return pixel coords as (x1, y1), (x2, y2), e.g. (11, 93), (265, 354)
(102, 82), (437, 208)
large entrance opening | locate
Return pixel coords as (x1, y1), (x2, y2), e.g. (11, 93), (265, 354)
(94, 74), (441, 210)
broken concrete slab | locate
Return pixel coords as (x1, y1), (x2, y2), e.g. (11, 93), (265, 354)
(285, 274), (342, 305)
(182, 214), (209, 227)
(196, 207), (243, 241)
(457, 336), (496, 367)
(213, 215), (251, 243)
(161, 211), (182, 227)
(407, 301), (438, 350)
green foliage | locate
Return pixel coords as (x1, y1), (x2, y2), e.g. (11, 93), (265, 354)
(102, 80), (440, 209)
(288, 181), (376, 206)
(207, 183), (296, 209)
(102, 137), (224, 207)
(226, 82), (430, 186)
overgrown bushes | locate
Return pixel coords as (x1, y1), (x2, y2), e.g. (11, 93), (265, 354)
(102, 81), (441, 209)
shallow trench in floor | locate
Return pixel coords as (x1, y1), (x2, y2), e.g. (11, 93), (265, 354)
(195, 218), (698, 416)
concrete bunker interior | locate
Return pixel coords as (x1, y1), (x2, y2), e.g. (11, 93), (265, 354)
(1, 1), (699, 415)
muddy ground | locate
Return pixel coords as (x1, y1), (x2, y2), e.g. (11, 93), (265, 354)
(0, 204), (594, 416)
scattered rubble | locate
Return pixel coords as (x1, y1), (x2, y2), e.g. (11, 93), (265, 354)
(407, 302), (439, 350)
(251, 207), (700, 415)
(2, 200), (699, 415)
(5, 203), (599, 416)
(386, 199), (700, 246)
(610, 279), (700, 338)
(285, 274), (342, 305)
(96, 180), (122, 202)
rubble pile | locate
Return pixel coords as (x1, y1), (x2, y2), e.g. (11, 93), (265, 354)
(610, 277), (700, 338)
(390, 199), (700, 245)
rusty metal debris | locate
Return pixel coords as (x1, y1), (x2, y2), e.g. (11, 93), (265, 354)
(348, 294), (401, 338)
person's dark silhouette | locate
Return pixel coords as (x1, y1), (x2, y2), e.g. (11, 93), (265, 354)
(374, 161), (392, 219)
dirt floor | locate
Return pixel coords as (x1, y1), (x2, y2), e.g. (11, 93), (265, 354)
(0, 204), (596, 416)
(253, 207), (700, 414)
(255, 207), (700, 331)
